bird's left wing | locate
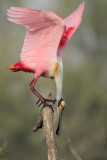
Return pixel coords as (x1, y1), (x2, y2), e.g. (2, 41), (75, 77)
(7, 7), (65, 75)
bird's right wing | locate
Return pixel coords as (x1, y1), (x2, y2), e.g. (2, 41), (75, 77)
(7, 7), (65, 75)
(57, 2), (84, 58)
(63, 2), (84, 40)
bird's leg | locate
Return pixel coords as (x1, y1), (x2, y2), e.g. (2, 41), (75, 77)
(30, 78), (45, 103)
(29, 78), (55, 110)
(29, 78), (35, 87)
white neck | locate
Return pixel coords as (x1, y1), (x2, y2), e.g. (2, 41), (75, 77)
(55, 57), (63, 103)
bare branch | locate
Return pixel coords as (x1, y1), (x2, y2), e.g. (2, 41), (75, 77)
(42, 93), (58, 160)
(33, 93), (58, 160)
(33, 115), (43, 132)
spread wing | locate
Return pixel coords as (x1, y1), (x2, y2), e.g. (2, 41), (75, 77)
(64, 2), (84, 40)
(57, 2), (84, 58)
(7, 7), (65, 74)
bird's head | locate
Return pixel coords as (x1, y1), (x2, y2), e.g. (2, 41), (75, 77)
(58, 99), (65, 110)
(58, 98), (65, 119)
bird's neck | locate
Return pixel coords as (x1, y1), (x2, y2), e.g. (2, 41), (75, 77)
(54, 58), (63, 103)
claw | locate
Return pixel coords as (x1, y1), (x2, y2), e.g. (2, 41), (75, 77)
(50, 99), (56, 104)
(38, 102), (43, 108)
(36, 99), (40, 105)
(36, 99), (43, 108)
(36, 98), (55, 112)
(44, 98), (56, 104)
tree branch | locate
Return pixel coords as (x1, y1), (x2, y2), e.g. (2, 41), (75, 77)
(33, 93), (58, 160)
(42, 93), (58, 160)
(33, 115), (43, 132)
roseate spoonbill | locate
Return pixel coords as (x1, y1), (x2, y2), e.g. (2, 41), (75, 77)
(7, 2), (84, 136)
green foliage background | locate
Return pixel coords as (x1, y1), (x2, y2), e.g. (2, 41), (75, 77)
(0, 0), (107, 160)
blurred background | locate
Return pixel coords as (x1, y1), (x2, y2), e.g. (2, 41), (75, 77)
(0, 0), (107, 160)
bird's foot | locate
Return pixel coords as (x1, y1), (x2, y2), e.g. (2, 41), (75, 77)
(44, 98), (56, 104)
(42, 103), (54, 112)
(36, 98), (56, 106)
(36, 98), (55, 112)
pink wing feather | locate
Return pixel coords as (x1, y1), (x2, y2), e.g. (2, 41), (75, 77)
(57, 2), (84, 57)
(7, 8), (65, 76)
(64, 2), (84, 39)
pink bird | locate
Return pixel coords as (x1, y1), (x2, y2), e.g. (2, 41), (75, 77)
(7, 2), (84, 136)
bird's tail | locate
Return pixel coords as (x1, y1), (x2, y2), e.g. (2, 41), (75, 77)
(7, 61), (35, 73)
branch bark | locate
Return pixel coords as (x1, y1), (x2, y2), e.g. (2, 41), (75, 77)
(33, 93), (58, 160)
(41, 93), (58, 160)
